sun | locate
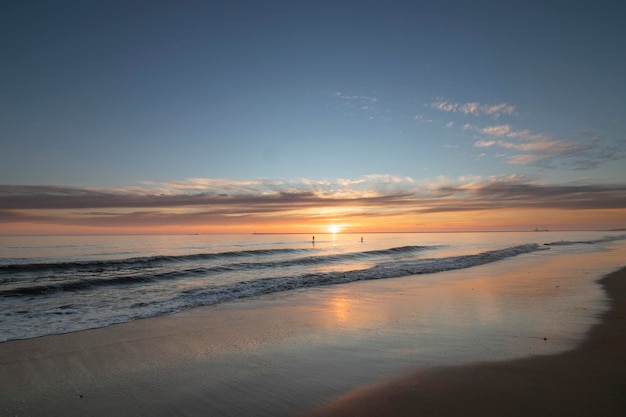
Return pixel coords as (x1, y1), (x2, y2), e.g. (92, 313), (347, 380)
(327, 224), (342, 234)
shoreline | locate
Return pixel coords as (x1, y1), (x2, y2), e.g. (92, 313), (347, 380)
(298, 266), (626, 417)
(1, 249), (624, 416)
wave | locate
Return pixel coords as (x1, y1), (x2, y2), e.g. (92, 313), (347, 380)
(0, 248), (309, 275)
(0, 243), (549, 341)
(0, 245), (431, 276)
(543, 234), (626, 246)
(135, 244), (548, 313)
(0, 245), (435, 296)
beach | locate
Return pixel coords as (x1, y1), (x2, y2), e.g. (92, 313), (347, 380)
(299, 265), (626, 417)
(1, 240), (625, 416)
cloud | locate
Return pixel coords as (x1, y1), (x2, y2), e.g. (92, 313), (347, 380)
(474, 139), (496, 147)
(478, 124), (512, 137)
(330, 91), (383, 119)
(469, 125), (625, 170)
(2, 175), (626, 233)
(333, 92), (378, 103)
(413, 178), (626, 217)
(424, 98), (624, 171)
(0, 176), (419, 212)
(414, 114), (434, 123)
(506, 154), (543, 165)
(330, 92), (624, 172)
(427, 100), (515, 118)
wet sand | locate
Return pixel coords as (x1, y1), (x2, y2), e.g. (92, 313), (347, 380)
(1, 246), (624, 416)
(298, 266), (626, 417)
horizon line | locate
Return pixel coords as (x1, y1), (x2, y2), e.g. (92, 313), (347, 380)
(2, 228), (625, 238)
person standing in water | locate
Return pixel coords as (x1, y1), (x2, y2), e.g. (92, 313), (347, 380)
(312, 236), (315, 245)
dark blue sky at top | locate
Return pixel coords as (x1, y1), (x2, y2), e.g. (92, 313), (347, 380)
(2, 0), (624, 187)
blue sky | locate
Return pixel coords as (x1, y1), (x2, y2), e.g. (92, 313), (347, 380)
(1, 1), (625, 233)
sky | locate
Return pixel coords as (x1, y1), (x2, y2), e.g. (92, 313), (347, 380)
(1, 0), (625, 234)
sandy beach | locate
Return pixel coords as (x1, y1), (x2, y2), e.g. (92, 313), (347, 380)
(1, 244), (625, 416)
(299, 265), (626, 417)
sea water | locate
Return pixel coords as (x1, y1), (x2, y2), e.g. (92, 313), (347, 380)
(1, 231), (625, 341)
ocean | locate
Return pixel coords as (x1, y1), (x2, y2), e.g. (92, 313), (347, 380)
(1, 231), (625, 342)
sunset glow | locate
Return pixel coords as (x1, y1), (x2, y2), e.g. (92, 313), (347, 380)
(1, 178), (625, 235)
(327, 225), (342, 234)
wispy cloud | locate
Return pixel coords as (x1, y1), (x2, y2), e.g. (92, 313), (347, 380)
(332, 94), (623, 172)
(414, 114), (434, 123)
(329, 91), (385, 120)
(470, 125), (625, 170)
(427, 99), (515, 118)
(332, 92), (379, 103)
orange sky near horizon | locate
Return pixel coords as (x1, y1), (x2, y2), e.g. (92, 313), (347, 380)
(2, 178), (625, 235)
(2, 206), (624, 236)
